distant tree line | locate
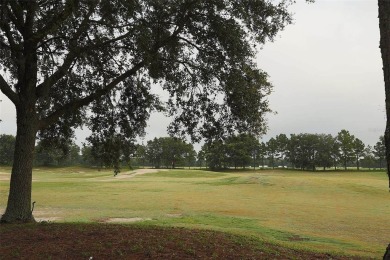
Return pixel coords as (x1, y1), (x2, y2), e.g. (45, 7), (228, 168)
(200, 130), (386, 171)
(0, 135), (197, 170)
(133, 137), (196, 169)
(0, 130), (386, 171)
(0, 134), (82, 166)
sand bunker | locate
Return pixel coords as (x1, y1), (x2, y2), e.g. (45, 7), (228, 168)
(116, 168), (166, 179)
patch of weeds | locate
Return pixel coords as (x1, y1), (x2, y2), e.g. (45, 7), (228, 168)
(129, 244), (142, 253)
(80, 251), (93, 258)
(185, 247), (196, 256)
(114, 248), (125, 256)
(11, 249), (21, 258)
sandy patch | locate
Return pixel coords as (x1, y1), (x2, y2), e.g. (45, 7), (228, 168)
(0, 173), (38, 182)
(166, 213), (183, 218)
(32, 209), (64, 222)
(0, 173), (10, 181)
(116, 168), (167, 179)
(97, 168), (167, 181)
(35, 217), (62, 222)
(104, 217), (152, 223)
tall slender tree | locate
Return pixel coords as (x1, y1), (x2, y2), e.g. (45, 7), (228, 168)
(336, 130), (355, 170)
(352, 138), (365, 171)
(374, 136), (386, 169)
(266, 138), (278, 169)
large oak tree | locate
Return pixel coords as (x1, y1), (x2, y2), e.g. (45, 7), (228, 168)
(0, 0), (295, 222)
(379, 0), (390, 191)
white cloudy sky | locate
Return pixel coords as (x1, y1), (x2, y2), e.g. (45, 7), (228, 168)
(0, 0), (385, 148)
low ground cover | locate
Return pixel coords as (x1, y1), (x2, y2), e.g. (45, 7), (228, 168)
(0, 223), (360, 259)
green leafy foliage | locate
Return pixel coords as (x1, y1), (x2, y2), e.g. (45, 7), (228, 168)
(225, 134), (258, 169)
(0, 0), (296, 172)
(35, 140), (81, 166)
(336, 130), (356, 170)
(0, 0), (290, 140)
(201, 133), (260, 170)
(374, 136), (386, 169)
(201, 131), (384, 171)
(0, 134), (15, 165)
(144, 137), (196, 169)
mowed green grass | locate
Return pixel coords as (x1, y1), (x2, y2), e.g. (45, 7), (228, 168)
(0, 167), (389, 258)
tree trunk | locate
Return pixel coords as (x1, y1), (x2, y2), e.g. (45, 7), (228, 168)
(344, 158), (347, 171)
(1, 108), (38, 223)
(379, 0), (390, 191)
(356, 157), (360, 171)
(261, 157), (264, 168)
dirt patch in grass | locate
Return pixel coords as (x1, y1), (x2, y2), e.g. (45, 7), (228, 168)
(103, 217), (153, 223)
(0, 223), (361, 259)
(117, 169), (168, 179)
(98, 168), (168, 181)
(35, 217), (63, 222)
(0, 172), (10, 181)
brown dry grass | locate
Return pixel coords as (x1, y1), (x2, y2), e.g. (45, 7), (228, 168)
(0, 223), (362, 260)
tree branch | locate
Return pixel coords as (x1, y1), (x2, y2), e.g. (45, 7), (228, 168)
(8, 1), (25, 34)
(31, 0), (80, 44)
(24, 1), (38, 38)
(0, 39), (10, 49)
(37, 1), (196, 130)
(0, 8), (20, 52)
(35, 47), (78, 97)
(177, 36), (204, 52)
(0, 74), (19, 106)
(38, 61), (145, 130)
(35, 3), (96, 97)
(0, 14), (23, 66)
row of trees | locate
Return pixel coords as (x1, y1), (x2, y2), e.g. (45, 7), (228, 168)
(200, 130), (386, 171)
(0, 134), (197, 169)
(0, 134), (81, 166)
(134, 137), (196, 169)
(0, 131), (386, 171)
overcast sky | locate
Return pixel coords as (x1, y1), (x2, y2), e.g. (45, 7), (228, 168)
(0, 0), (385, 148)
(258, 0), (384, 145)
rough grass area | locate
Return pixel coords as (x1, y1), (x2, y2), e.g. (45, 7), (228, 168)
(0, 167), (389, 258)
(0, 223), (360, 260)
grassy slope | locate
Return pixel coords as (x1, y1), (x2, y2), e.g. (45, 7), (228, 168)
(0, 167), (389, 258)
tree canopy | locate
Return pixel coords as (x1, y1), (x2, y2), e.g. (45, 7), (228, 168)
(0, 0), (291, 143)
(0, 0), (298, 222)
